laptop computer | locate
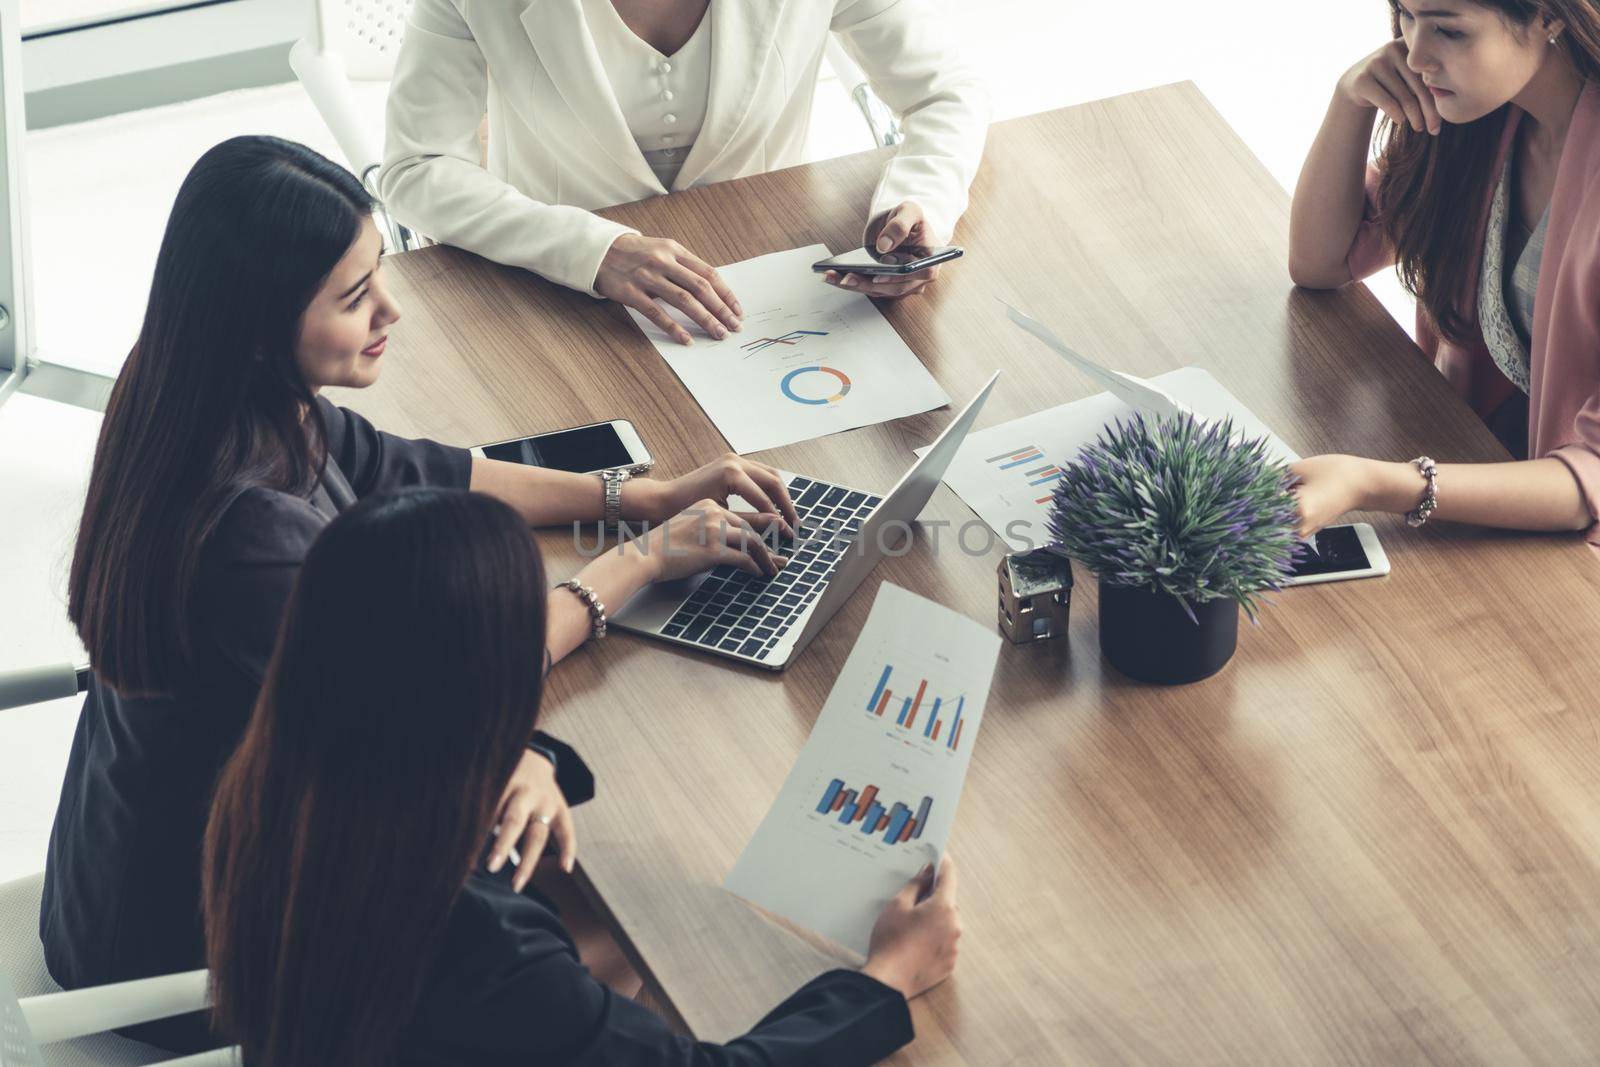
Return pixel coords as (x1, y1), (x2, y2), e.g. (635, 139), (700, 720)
(612, 371), (1000, 671)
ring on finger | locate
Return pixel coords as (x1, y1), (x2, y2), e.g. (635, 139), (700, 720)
(535, 812), (554, 826)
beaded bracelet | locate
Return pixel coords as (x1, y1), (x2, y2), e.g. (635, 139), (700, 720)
(1404, 456), (1439, 528)
(558, 578), (608, 640)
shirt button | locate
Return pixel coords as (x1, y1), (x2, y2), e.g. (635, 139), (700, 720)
(664, 113), (677, 124)
(664, 147), (678, 157)
(661, 89), (675, 101)
(657, 61), (672, 74)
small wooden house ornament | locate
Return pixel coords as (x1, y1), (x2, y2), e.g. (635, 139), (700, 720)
(997, 548), (1073, 643)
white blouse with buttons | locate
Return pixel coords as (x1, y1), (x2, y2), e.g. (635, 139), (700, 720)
(585, 0), (712, 191)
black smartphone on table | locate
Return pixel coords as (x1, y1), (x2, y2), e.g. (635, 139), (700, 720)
(811, 244), (964, 276)
(470, 419), (653, 476)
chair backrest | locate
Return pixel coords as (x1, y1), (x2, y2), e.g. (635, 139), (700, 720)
(308, 0), (415, 82)
(824, 36), (903, 148)
(0, 875), (239, 1066)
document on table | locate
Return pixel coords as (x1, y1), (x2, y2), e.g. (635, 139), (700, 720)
(724, 582), (1000, 954)
(624, 245), (950, 454)
(917, 366), (1301, 553)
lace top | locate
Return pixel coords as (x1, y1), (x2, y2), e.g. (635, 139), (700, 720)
(1478, 158), (1549, 394)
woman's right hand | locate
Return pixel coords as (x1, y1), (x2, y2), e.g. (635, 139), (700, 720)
(636, 498), (788, 582)
(1336, 40), (1440, 136)
(861, 857), (962, 999)
(595, 234), (744, 345)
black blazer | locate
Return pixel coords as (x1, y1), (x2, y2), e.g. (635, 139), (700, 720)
(40, 400), (475, 1052)
(403, 867), (913, 1066)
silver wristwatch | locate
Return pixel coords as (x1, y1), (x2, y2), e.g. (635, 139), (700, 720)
(599, 468), (631, 527)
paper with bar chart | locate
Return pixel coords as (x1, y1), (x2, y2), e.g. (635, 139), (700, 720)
(624, 245), (949, 454)
(915, 366), (1300, 552)
(725, 582), (1000, 953)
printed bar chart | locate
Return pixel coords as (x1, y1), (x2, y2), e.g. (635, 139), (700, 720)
(867, 665), (967, 752)
(870, 668), (896, 716)
(814, 778), (932, 844)
(946, 697), (965, 752)
(985, 444), (1062, 504)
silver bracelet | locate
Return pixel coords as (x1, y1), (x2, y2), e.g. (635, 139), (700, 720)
(1404, 456), (1439, 527)
(558, 578), (607, 640)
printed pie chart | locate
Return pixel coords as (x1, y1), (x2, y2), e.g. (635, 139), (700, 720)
(780, 365), (853, 406)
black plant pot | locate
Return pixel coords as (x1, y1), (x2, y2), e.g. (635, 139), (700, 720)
(1098, 581), (1238, 685)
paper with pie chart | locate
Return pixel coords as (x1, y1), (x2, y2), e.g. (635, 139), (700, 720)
(724, 582), (1000, 954)
(625, 245), (950, 454)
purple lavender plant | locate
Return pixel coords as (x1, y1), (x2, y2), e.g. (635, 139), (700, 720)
(1045, 412), (1302, 621)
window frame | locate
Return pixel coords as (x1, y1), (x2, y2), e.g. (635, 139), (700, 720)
(0, 0), (31, 407)
(23, 0), (300, 130)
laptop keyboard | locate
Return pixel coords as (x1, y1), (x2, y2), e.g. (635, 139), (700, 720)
(659, 476), (883, 659)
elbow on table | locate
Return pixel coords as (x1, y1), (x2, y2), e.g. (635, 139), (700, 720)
(1287, 253), (1353, 290)
(1563, 505), (1595, 533)
(374, 158), (437, 238)
(373, 157), (412, 212)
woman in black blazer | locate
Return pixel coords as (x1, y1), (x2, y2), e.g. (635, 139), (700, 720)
(42, 135), (799, 1052)
(203, 488), (961, 1066)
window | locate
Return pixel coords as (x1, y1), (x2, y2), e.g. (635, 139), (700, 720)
(21, 0), (206, 35)
(23, 0), (299, 131)
(0, 0), (31, 407)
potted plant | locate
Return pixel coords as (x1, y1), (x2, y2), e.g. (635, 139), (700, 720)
(1046, 412), (1301, 684)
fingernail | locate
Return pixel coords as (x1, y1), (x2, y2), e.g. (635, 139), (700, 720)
(488, 856), (504, 872)
(876, 237), (893, 252)
(564, 858), (575, 873)
(714, 327), (727, 339)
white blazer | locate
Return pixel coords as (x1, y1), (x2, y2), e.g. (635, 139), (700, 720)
(379, 0), (990, 295)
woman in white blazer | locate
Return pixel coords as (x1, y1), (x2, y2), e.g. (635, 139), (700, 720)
(379, 0), (989, 345)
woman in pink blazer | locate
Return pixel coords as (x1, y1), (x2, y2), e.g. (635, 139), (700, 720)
(1288, 0), (1600, 550)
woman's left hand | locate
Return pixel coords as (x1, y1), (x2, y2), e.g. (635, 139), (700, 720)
(630, 453), (801, 532)
(822, 201), (944, 300)
(488, 749), (577, 892)
(1290, 454), (1372, 539)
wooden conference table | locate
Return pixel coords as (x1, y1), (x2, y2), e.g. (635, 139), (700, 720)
(334, 84), (1600, 1065)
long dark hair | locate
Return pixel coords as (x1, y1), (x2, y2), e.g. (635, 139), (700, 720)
(203, 488), (547, 1067)
(1377, 0), (1600, 343)
(69, 135), (375, 695)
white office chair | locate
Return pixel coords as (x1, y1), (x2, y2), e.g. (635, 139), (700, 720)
(289, 0), (419, 251)
(823, 37), (904, 148)
(288, 0), (899, 252)
(0, 879), (234, 1066)
(0, 671), (239, 1066)
(0, 665), (82, 714)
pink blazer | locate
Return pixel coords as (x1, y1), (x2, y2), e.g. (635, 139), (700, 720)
(1345, 82), (1600, 548)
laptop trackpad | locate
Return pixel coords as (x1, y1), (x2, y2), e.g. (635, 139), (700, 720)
(611, 570), (709, 632)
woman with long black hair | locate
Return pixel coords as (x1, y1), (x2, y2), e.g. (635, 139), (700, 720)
(42, 134), (797, 1051)
(203, 488), (960, 1066)
(1288, 0), (1600, 548)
